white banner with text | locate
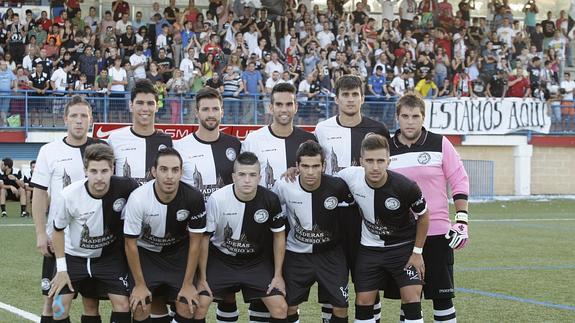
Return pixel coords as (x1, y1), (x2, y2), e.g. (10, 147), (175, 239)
(424, 98), (551, 135)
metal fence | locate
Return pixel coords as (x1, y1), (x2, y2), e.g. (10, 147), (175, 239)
(1, 91), (575, 135)
(462, 160), (495, 199)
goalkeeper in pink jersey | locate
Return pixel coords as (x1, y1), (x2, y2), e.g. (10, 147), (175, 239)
(388, 94), (469, 323)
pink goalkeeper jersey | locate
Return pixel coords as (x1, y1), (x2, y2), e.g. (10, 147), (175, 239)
(389, 128), (469, 236)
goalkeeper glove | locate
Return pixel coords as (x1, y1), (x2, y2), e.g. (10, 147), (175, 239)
(445, 211), (469, 250)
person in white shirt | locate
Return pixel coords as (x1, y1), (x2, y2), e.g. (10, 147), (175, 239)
(108, 56), (128, 122)
(264, 52), (284, 78)
(115, 13), (132, 35)
(560, 72), (575, 129)
(22, 47), (36, 73)
(389, 71), (409, 96)
(129, 45), (147, 79)
(179, 47), (198, 83)
(496, 18), (516, 47)
(317, 22), (335, 49)
(549, 30), (568, 80)
(243, 22), (261, 56)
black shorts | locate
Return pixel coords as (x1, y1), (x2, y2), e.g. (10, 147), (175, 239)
(284, 247), (349, 308)
(354, 243), (423, 293)
(339, 205), (361, 280)
(41, 255), (56, 296)
(5, 188), (20, 201)
(206, 250), (283, 302)
(58, 252), (131, 297)
(137, 245), (189, 302)
(382, 235), (455, 300)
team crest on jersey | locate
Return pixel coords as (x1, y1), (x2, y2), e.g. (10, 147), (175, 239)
(324, 196), (338, 210)
(385, 197), (400, 210)
(417, 152), (431, 165)
(176, 209), (190, 221)
(113, 198), (127, 212)
(226, 148), (237, 161)
(158, 144), (168, 151)
(254, 209), (269, 223)
(41, 278), (50, 291)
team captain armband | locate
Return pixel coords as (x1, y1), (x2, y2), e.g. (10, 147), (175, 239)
(455, 211), (468, 224)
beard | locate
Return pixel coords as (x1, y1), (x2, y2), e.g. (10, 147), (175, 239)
(200, 118), (220, 131)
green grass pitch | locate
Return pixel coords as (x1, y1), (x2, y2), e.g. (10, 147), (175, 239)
(1, 199), (574, 322)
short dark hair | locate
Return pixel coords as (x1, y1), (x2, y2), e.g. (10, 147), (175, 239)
(234, 152), (259, 172)
(270, 83), (297, 104)
(396, 93), (426, 117)
(296, 140), (325, 164)
(195, 86), (223, 108)
(131, 79), (158, 102)
(30, 160), (36, 166)
(1, 158), (13, 169)
(83, 143), (115, 169)
(361, 134), (390, 156)
(335, 74), (364, 96)
(64, 95), (93, 117)
(153, 147), (183, 169)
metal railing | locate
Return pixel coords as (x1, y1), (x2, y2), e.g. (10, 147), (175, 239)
(1, 91), (575, 135)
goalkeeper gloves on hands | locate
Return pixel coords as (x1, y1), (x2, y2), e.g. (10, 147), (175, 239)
(445, 211), (469, 250)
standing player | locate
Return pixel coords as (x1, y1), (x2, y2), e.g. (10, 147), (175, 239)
(174, 86), (241, 200)
(388, 94), (470, 323)
(48, 144), (139, 323)
(194, 152), (288, 323)
(31, 96), (106, 323)
(107, 79), (173, 185)
(238, 82), (315, 322)
(274, 141), (353, 323)
(242, 83), (316, 190)
(123, 148), (206, 323)
(338, 134), (429, 323)
(314, 75), (390, 322)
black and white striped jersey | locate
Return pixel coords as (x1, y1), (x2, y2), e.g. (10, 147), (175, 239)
(107, 127), (173, 184)
(206, 184), (285, 260)
(274, 175), (354, 254)
(31, 137), (105, 236)
(174, 133), (241, 201)
(123, 180), (206, 253)
(314, 116), (390, 175)
(338, 167), (427, 248)
(241, 126), (317, 189)
(53, 176), (139, 258)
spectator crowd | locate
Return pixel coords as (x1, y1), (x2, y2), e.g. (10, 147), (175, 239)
(0, 0), (573, 130)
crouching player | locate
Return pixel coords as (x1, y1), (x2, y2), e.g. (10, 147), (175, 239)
(194, 152), (288, 322)
(123, 148), (207, 323)
(338, 134), (429, 323)
(274, 140), (354, 322)
(48, 144), (139, 322)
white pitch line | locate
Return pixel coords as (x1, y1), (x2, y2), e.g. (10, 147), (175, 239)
(0, 301), (40, 322)
(0, 224), (35, 227)
(474, 218), (575, 222)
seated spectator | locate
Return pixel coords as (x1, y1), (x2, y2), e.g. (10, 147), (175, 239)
(415, 74), (438, 98)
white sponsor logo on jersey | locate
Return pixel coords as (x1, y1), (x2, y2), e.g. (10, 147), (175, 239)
(113, 198), (127, 212)
(158, 144), (168, 151)
(176, 209), (190, 221)
(254, 209), (269, 223)
(324, 196), (338, 210)
(226, 148), (237, 161)
(385, 197), (400, 210)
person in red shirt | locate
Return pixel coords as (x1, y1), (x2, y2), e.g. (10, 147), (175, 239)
(434, 28), (452, 59)
(36, 10), (52, 32)
(112, 0), (130, 22)
(452, 68), (474, 97)
(507, 65), (531, 98)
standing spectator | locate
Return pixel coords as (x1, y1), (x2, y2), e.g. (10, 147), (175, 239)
(523, 0), (538, 36)
(119, 25), (137, 57)
(242, 61), (263, 123)
(453, 68), (474, 97)
(506, 65), (531, 98)
(166, 69), (187, 123)
(548, 30), (568, 80)
(29, 62), (50, 127)
(84, 7), (99, 33)
(222, 65), (244, 123)
(108, 56), (128, 122)
(78, 45), (97, 84)
(205, 72), (224, 92)
(559, 72), (575, 130)
(541, 11), (556, 50)
(49, 60), (73, 126)
(437, 0), (454, 29)
(496, 18), (515, 47)
(116, 13), (133, 36)
(0, 60), (15, 127)
(129, 45), (147, 80)
(399, 0), (417, 32)
(415, 74), (438, 98)
(112, 0), (130, 22)
(7, 13), (26, 65)
(164, 0), (180, 25)
(157, 48), (175, 83)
